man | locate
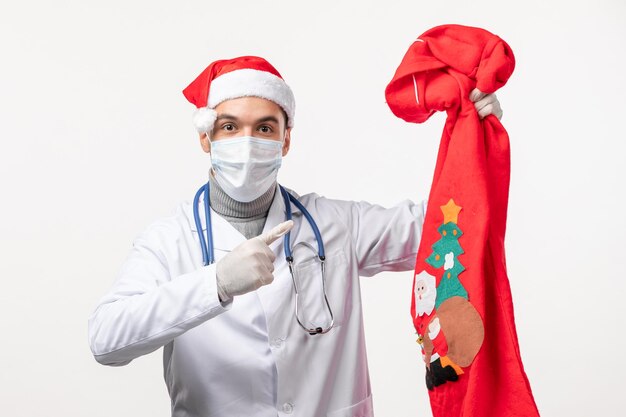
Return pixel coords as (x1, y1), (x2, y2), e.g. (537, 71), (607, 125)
(88, 56), (502, 416)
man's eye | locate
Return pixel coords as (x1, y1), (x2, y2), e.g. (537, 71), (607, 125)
(222, 124), (235, 131)
(258, 125), (272, 133)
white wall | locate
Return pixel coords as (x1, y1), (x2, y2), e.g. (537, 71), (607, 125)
(1, 0), (624, 416)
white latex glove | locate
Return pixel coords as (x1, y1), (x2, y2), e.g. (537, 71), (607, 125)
(470, 88), (503, 120)
(216, 220), (294, 301)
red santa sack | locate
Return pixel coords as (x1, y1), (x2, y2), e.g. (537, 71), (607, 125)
(385, 24), (540, 417)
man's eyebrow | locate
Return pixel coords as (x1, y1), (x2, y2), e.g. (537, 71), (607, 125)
(256, 116), (280, 124)
(214, 114), (280, 124)
(215, 114), (239, 121)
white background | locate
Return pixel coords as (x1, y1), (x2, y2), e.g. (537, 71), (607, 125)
(1, 0), (624, 416)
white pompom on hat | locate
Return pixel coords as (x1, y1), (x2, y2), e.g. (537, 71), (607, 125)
(182, 56), (295, 133)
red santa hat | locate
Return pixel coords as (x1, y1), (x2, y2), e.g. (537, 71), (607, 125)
(182, 56), (295, 132)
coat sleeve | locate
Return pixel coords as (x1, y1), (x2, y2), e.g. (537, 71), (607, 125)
(321, 197), (427, 277)
(87, 222), (232, 366)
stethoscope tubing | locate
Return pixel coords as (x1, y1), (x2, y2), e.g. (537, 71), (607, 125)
(194, 181), (333, 335)
(193, 183), (215, 265)
(194, 182), (324, 266)
(279, 185), (325, 261)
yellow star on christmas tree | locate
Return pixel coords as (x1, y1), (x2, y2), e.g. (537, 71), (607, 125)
(441, 199), (462, 224)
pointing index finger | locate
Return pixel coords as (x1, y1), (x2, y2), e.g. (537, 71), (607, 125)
(257, 220), (294, 246)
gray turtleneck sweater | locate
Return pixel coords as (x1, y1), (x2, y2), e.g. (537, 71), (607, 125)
(208, 171), (276, 239)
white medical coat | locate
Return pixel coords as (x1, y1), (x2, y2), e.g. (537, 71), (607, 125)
(88, 185), (426, 417)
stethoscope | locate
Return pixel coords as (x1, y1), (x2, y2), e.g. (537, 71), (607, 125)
(193, 181), (335, 335)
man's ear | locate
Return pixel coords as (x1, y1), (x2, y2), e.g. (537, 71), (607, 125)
(199, 132), (211, 153)
(282, 128), (292, 157)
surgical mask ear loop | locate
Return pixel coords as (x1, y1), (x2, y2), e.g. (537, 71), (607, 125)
(206, 131), (213, 153)
(206, 131), (217, 177)
(280, 131), (288, 155)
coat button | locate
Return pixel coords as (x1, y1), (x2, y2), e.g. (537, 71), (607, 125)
(282, 402), (294, 414)
(271, 338), (284, 348)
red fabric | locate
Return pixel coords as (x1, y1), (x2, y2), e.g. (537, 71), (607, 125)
(182, 56), (283, 108)
(385, 25), (539, 416)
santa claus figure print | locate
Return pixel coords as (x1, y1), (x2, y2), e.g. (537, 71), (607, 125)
(414, 271), (459, 389)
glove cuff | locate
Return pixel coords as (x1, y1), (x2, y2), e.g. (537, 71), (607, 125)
(216, 274), (232, 303)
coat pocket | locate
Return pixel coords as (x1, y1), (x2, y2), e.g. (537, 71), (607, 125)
(292, 249), (351, 327)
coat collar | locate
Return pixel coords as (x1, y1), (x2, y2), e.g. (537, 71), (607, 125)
(187, 183), (301, 251)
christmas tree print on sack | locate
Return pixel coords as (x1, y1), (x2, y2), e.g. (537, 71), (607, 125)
(413, 199), (484, 390)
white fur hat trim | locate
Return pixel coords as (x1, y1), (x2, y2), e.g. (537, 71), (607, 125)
(207, 68), (295, 128)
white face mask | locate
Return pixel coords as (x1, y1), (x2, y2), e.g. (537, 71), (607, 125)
(209, 136), (283, 202)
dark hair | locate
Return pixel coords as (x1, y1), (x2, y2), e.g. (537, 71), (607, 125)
(280, 108), (289, 128)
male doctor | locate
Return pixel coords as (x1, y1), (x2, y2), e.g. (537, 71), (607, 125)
(88, 56), (502, 417)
